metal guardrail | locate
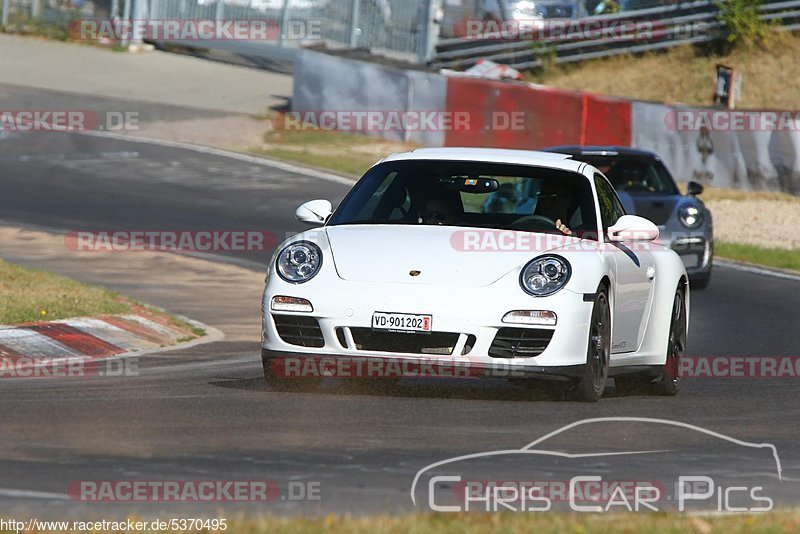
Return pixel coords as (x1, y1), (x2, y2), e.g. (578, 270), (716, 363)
(3, 0), (798, 71)
(431, 0), (800, 70)
(143, 0), (437, 66)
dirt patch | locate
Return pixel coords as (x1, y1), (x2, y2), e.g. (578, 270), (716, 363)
(706, 199), (800, 250)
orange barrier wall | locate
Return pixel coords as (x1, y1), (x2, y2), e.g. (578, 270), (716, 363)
(583, 94), (632, 146)
(445, 76), (631, 149)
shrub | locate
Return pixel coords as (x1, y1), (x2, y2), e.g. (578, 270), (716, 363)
(716, 0), (774, 46)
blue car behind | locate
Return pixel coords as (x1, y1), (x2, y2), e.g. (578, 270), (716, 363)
(544, 146), (713, 289)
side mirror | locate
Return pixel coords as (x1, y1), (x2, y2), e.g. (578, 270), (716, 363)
(687, 181), (704, 196)
(295, 199), (332, 226)
(607, 215), (659, 242)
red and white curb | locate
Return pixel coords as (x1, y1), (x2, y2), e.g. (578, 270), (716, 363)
(0, 313), (223, 374)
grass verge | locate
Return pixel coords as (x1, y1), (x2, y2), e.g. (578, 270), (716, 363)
(0, 259), (131, 324)
(526, 33), (800, 109)
(0, 260), (206, 344)
(678, 184), (800, 203)
(252, 126), (414, 178)
(17, 512), (800, 533)
(716, 242), (800, 273)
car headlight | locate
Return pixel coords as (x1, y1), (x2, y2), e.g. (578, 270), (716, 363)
(520, 255), (571, 297)
(276, 241), (322, 283)
(679, 205), (703, 229)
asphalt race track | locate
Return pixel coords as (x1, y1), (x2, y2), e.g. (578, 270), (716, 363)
(1, 90), (800, 518)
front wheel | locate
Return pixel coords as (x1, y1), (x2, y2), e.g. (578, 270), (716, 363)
(615, 286), (686, 396)
(573, 287), (611, 402)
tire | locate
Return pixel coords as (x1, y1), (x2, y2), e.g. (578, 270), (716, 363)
(651, 286), (686, 396)
(615, 286), (686, 396)
(573, 287), (611, 402)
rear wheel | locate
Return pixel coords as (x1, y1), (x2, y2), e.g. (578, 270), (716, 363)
(652, 287), (686, 395)
(615, 286), (686, 396)
(573, 288), (610, 402)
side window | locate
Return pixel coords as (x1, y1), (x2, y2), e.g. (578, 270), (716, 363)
(594, 173), (625, 230)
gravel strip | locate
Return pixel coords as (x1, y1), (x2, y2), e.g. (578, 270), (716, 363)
(706, 199), (800, 250)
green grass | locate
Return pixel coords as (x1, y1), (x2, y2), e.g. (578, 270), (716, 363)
(12, 512), (800, 533)
(526, 33), (800, 109)
(716, 242), (800, 272)
(0, 259), (131, 324)
(251, 121), (415, 177)
(257, 148), (369, 177)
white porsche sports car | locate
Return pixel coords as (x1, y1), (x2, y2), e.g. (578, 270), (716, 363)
(261, 148), (689, 401)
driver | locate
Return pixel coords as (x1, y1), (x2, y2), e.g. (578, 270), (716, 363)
(534, 181), (574, 236)
(419, 197), (458, 226)
(607, 162), (655, 193)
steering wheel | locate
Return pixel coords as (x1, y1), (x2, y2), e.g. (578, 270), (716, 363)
(508, 214), (556, 231)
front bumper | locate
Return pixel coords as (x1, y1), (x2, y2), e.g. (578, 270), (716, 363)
(262, 279), (595, 371)
(261, 348), (586, 381)
(657, 231), (712, 276)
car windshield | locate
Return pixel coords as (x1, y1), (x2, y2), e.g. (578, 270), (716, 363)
(572, 155), (680, 195)
(328, 160), (598, 237)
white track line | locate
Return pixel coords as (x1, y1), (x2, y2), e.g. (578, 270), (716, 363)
(79, 130), (357, 185)
(0, 487), (70, 500)
(716, 259), (800, 283)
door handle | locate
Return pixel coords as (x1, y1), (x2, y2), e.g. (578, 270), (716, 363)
(647, 265), (656, 282)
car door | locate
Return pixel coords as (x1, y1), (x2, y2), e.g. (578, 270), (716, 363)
(595, 174), (655, 354)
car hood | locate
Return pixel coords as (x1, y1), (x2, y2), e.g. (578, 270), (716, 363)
(617, 193), (682, 226)
(325, 225), (583, 287)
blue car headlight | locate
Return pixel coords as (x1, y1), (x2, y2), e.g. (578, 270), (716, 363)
(679, 205), (704, 229)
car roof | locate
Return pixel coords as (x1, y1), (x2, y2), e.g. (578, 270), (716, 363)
(543, 145), (660, 159)
(381, 147), (586, 173)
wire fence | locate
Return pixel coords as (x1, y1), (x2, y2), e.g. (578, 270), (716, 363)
(432, 0), (800, 70)
(2, 0), (799, 69)
(1, 0), (108, 28)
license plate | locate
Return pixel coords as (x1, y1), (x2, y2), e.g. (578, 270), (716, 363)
(372, 312), (432, 333)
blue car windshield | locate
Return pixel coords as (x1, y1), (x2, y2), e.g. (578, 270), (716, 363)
(573, 156), (680, 195)
(328, 160), (598, 238)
